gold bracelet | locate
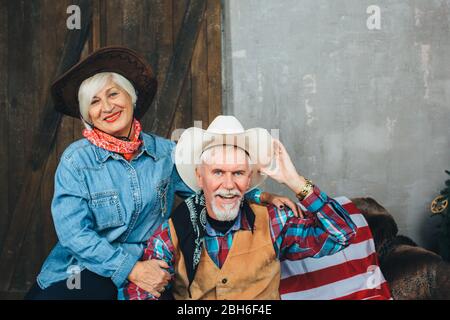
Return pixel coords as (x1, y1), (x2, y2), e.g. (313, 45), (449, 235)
(296, 179), (314, 201)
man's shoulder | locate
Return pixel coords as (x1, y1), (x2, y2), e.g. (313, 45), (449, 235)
(249, 202), (297, 227)
(249, 202), (281, 218)
(165, 198), (196, 248)
(169, 198), (194, 233)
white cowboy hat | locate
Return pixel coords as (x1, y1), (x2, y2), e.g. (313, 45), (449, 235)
(175, 115), (274, 192)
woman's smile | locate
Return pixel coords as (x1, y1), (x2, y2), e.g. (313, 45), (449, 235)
(103, 111), (122, 123)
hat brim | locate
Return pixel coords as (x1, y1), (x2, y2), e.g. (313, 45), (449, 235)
(51, 46), (157, 119)
(175, 127), (274, 192)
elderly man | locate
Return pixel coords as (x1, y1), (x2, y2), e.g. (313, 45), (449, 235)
(119, 116), (356, 300)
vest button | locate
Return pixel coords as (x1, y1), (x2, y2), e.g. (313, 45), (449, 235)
(222, 278), (227, 284)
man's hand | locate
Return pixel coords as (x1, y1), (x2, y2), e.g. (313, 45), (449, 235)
(259, 139), (308, 195)
(261, 192), (304, 218)
(128, 259), (171, 298)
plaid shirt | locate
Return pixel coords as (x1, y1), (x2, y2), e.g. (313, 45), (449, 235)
(119, 185), (356, 300)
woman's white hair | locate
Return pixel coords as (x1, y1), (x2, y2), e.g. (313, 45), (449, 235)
(78, 72), (137, 129)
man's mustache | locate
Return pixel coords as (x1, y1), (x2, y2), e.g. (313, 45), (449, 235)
(213, 189), (242, 197)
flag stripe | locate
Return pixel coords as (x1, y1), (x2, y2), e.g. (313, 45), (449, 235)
(333, 282), (392, 300)
(280, 252), (380, 292)
(344, 214), (369, 228)
(280, 269), (387, 300)
(281, 236), (375, 278)
(280, 196), (392, 300)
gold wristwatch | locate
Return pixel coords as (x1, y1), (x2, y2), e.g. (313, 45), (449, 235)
(296, 178), (314, 201)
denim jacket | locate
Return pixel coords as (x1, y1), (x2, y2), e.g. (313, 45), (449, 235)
(37, 131), (259, 289)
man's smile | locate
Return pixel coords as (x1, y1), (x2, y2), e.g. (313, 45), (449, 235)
(215, 194), (241, 204)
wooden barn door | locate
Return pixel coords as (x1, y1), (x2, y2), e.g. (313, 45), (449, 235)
(0, 0), (222, 299)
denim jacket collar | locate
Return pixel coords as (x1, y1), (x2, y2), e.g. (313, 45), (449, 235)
(93, 132), (159, 163)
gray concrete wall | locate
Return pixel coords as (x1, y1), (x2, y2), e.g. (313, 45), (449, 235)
(222, 0), (450, 249)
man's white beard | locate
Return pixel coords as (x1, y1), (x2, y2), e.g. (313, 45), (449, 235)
(210, 189), (243, 221)
(211, 199), (241, 221)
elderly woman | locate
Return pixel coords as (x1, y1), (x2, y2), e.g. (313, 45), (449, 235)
(25, 47), (297, 300)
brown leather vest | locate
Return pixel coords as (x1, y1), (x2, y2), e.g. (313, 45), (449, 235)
(169, 203), (280, 300)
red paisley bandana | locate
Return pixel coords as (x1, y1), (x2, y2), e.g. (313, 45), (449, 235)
(83, 118), (143, 161)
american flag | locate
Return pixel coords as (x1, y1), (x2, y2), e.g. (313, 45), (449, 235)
(280, 196), (392, 300)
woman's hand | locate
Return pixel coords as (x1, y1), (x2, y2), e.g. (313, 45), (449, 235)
(261, 192), (304, 218)
(259, 139), (308, 195)
(128, 259), (171, 298)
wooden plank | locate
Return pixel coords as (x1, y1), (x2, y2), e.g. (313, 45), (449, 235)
(137, 0), (173, 71)
(150, 0), (174, 86)
(54, 0), (75, 158)
(0, 0), (93, 292)
(104, 0), (123, 46)
(10, 0), (42, 292)
(10, 0), (72, 292)
(3, 0), (41, 291)
(6, 0), (30, 237)
(191, 19), (209, 128)
(121, 0), (143, 51)
(0, 0), (9, 251)
(39, 0), (62, 267)
(206, 0), (222, 121)
(173, 0), (190, 36)
(0, 1), (32, 292)
(150, 0), (207, 137)
(73, 40), (91, 142)
(10, 201), (42, 292)
(99, 0), (107, 48)
(11, 151), (58, 292)
(169, 0), (193, 138)
(136, 0), (154, 64)
(27, 1), (42, 166)
(165, 0), (193, 210)
(169, 78), (192, 141)
(73, 118), (85, 141)
(57, 118), (75, 159)
(90, 0), (102, 51)
(140, 0), (174, 131)
(3, 170), (44, 292)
